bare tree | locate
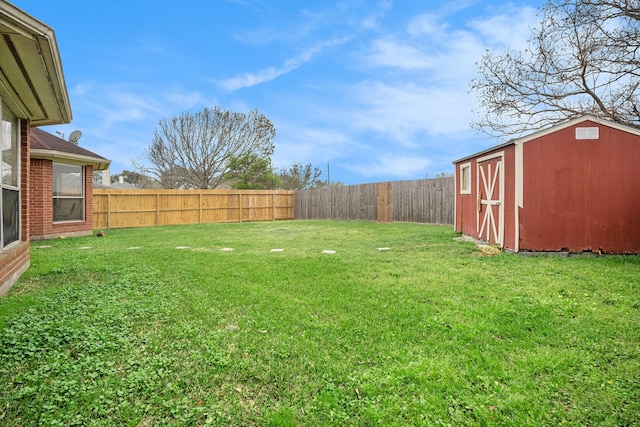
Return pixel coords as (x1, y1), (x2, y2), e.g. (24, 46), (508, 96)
(137, 106), (276, 188)
(278, 163), (324, 190)
(470, 0), (640, 139)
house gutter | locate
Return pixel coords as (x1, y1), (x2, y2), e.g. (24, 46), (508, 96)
(30, 148), (111, 171)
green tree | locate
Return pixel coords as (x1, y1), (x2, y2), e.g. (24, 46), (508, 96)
(278, 163), (324, 190)
(225, 154), (280, 190)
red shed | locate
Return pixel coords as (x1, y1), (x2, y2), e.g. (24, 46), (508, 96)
(453, 116), (640, 254)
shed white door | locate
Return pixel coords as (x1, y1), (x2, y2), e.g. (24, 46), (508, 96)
(477, 153), (505, 246)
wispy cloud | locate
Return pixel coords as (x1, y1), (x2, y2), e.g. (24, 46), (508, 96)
(273, 126), (360, 168)
(70, 81), (96, 97)
(349, 80), (473, 146)
(218, 36), (350, 91)
(346, 4), (539, 149)
(407, 13), (450, 37)
(165, 91), (211, 111)
(346, 154), (432, 179)
(468, 5), (539, 48)
(362, 39), (435, 69)
(268, 4), (541, 179)
(223, 0), (271, 15)
(359, 0), (393, 30)
(247, 2), (543, 182)
(231, 10), (323, 45)
(64, 81), (208, 152)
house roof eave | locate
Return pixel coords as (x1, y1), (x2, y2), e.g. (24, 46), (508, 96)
(30, 148), (111, 171)
(0, 2), (72, 125)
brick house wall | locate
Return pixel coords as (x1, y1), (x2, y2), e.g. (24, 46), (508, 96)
(30, 159), (95, 240)
(29, 158), (49, 239)
(0, 121), (31, 296)
(0, 242), (29, 296)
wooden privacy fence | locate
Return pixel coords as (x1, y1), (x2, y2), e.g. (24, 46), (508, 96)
(295, 177), (454, 224)
(93, 189), (295, 230)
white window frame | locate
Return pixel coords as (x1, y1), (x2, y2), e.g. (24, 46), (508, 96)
(1, 100), (21, 250)
(53, 163), (85, 223)
(575, 127), (599, 140)
(459, 162), (471, 194)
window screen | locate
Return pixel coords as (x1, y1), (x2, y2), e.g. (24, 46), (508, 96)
(53, 163), (84, 221)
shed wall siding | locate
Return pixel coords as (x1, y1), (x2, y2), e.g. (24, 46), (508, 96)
(454, 160), (478, 237)
(520, 121), (640, 253)
(497, 147), (516, 250)
(455, 146), (516, 250)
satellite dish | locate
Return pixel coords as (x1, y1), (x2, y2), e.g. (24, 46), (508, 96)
(68, 130), (82, 145)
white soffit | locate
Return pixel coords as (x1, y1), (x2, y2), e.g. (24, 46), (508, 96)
(0, 2), (71, 125)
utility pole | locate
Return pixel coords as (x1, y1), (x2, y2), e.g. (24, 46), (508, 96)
(328, 162), (332, 219)
(327, 162), (330, 187)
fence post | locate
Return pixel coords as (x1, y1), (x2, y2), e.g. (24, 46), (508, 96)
(106, 193), (111, 230)
(272, 191), (276, 221)
(376, 182), (393, 223)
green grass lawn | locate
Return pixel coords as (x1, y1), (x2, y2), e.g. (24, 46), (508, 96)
(1, 220), (639, 426)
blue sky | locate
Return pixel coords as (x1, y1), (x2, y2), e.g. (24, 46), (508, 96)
(14, 0), (542, 185)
